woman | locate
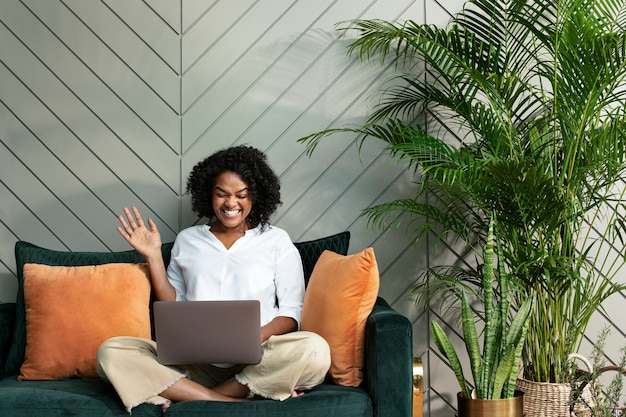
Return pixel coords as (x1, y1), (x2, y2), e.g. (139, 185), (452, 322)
(97, 145), (331, 413)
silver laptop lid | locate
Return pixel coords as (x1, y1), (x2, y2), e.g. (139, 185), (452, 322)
(153, 300), (262, 365)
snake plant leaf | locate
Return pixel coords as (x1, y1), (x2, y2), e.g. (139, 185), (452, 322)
(461, 292), (482, 396)
(479, 217), (497, 397)
(431, 321), (472, 399)
(505, 309), (531, 398)
(497, 238), (510, 350)
(494, 297), (532, 396)
(492, 343), (518, 398)
(505, 296), (532, 347)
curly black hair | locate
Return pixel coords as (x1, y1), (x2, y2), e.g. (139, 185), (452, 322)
(186, 145), (282, 228)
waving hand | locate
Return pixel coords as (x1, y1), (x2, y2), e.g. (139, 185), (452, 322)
(117, 206), (162, 259)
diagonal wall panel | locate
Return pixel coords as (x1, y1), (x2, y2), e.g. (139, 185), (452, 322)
(182, 0), (218, 33)
(145, 0), (182, 33)
(57, 0), (181, 148)
(104, 0), (181, 73)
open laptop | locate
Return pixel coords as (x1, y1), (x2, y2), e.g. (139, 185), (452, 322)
(153, 300), (262, 365)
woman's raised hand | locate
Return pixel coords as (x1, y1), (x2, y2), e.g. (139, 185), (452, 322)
(116, 206), (162, 258)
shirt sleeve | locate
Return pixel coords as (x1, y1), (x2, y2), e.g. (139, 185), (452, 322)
(274, 237), (305, 328)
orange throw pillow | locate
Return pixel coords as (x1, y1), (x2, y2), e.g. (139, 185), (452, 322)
(301, 248), (379, 386)
(19, 263), (152, 380)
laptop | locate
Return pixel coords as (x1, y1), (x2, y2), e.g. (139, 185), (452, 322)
(153, 299), (262, 365)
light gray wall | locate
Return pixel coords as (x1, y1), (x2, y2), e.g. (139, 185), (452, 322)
(2, 1), (624, 416)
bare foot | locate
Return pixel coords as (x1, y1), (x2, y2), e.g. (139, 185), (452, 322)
(162, 377), (248, 403)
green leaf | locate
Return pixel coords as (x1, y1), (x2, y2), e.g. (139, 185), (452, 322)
(505, 309), (531, 397)
(492, 344), (517, 398)
(431, 321), (472, 399)
(461, 292), (482, 396)
(480, 217), (497, 397)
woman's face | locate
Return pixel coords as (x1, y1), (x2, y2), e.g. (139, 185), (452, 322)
(211, 171), (253, 231)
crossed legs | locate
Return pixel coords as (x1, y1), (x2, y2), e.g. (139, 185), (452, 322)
(97, 332), (329, 412)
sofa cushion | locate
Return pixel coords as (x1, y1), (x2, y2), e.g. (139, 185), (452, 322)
(159, 384), (372, 417)
(0, 377), (162, 417)
(19, 263), (152, 380)
(300, 248), (379, 387)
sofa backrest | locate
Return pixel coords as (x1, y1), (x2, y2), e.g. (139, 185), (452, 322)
(1, 231), (350, 378)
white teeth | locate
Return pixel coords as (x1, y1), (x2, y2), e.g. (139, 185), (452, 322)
(224, 209), (240, 216)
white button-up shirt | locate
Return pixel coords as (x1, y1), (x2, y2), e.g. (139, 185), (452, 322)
(166, 224), (305, 327)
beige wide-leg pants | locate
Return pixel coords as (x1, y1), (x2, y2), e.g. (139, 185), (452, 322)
(96, 331), (330, 413)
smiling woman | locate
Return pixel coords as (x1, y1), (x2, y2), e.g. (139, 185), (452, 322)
(99, 145), (331, 413)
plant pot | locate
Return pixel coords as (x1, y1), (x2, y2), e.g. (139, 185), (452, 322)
(457, 391), (524, 417)
(516, 378), (574, 417)
(516, 355), (597, 417)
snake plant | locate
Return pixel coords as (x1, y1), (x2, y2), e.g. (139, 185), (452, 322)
(431, 217), (531, 399)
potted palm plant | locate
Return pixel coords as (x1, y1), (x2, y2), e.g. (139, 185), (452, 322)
(432, 216), (531, 416)
(300, 0), (626, 414)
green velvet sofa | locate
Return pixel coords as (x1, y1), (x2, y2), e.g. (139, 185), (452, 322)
(0, 232), (413, 417)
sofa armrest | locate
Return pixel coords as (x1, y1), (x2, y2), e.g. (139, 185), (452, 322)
(364, 297), (412, 417)
(0, 303), (16, 378)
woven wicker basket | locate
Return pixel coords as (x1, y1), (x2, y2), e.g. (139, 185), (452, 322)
(515, 377), (595, 417)
(515, 354), (596, 417)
